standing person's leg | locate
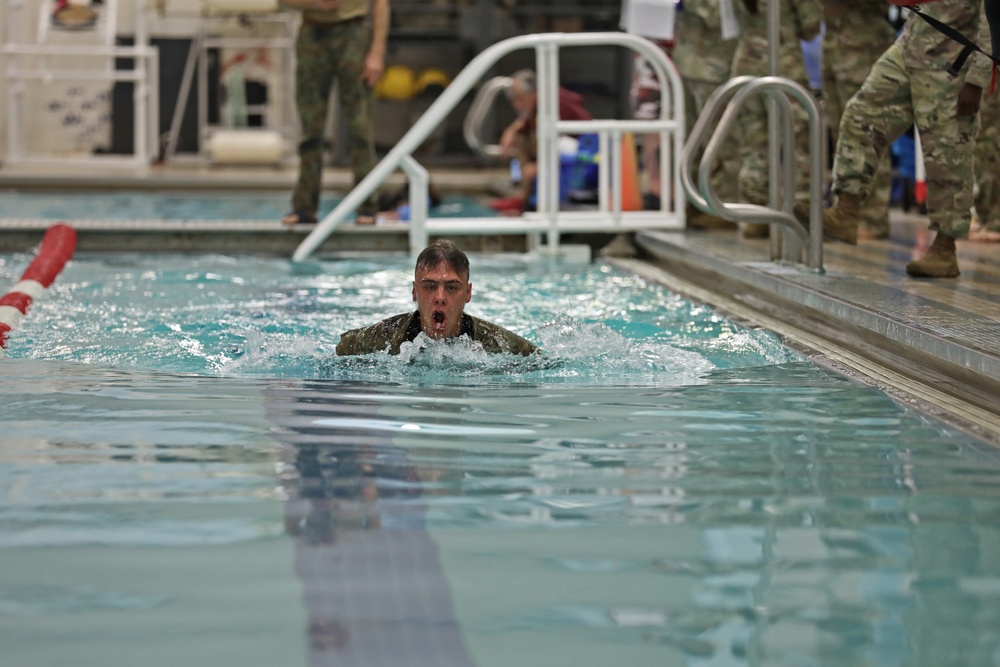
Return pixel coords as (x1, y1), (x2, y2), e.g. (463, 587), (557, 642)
(824, 44), (913, 244)
(971, 97), (1000, 241)
(905, 68), (979, 278)
(821, 35), (844, 151)
(684, 77), (738, 230)
(735, 93), (771, 238)
(287, 24), (336, 224)
(735, 39), (815, 239)
(824, 16), (894, 240)
(335, 19), (379, 223)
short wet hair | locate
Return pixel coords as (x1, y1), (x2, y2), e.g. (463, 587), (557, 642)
(415, 239), (470, 279)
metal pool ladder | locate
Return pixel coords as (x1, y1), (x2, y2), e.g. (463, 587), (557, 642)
(682, 0), (826, 273)
(683, 75), (826, 273)
(291, 31), (687, 261)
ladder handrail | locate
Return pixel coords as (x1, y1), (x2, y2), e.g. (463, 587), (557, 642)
(291, 31), (684, 262)
(681, 75), (825, 272)
(463, 75), (512, 159)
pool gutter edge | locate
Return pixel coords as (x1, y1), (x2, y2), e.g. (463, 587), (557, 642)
(620, 237), (1000, 447)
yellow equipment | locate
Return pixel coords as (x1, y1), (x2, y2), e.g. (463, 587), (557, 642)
(375, 65), (417, 101)
(415, 68), (451, 97)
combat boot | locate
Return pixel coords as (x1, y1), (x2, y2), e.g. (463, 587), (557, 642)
(905, 233), (960, 278)
(741, 222), (770, 238)
(686, 204), (737, 231)
(822, 193), (861, 244)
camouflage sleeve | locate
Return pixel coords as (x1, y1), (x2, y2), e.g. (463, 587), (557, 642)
(965, 2), (996, 89)
(469, 316), (538, 356)
(500, 332), (538, 357)
(335, 313), (410, 356)
(683, 0), (721, 25)
(335, 330), (363, 356)
(793, 0), (824, 42)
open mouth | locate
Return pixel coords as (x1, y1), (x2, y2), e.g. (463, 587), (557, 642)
(432, 310), (446, 330)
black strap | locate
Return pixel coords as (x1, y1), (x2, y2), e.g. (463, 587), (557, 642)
(908, 6), (1000, 76)
(987, 0), (1000, 57)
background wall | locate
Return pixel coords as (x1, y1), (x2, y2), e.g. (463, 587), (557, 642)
(1, 0), (633, 167)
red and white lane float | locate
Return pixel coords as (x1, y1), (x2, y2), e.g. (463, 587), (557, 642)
(0, 223), (78, 350)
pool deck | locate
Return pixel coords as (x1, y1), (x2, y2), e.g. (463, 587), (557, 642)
(627, 218), (1000, 446)
(2, 164), (999, 444)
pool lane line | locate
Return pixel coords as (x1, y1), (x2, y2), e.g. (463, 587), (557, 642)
(0, 223), (77, 350)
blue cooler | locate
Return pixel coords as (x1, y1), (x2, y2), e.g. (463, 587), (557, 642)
(525, 134), (600, 207)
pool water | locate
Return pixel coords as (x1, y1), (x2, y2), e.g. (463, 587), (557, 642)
(0, 190), (497, 221)
(2, 252), (999, 667)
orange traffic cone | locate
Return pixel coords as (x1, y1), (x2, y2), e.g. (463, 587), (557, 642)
(620, 132), (643, 211)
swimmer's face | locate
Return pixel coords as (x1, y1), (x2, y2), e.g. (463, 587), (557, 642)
(412, 261), (472, 340)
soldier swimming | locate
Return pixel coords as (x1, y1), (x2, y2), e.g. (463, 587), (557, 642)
(335, 240), (537, 357)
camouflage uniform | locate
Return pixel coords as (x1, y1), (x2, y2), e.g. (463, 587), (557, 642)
(291, 8), (378, 218)
(731, 0), (824, 207)
(336, 312), (537, 356)
(673, 0), (741, 202)
(832, 0), (992, 240)
(974, 93), (1000, 231)
(822, 0), (896, 236)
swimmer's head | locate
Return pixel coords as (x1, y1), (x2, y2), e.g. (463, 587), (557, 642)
(412, 240), (472, 340)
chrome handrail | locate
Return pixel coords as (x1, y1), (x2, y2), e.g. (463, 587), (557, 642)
(681, 75), (825, 272)
(463, 75), (511, 159)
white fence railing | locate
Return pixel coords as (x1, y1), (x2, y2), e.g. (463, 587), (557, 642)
(292, 31), (686, 261)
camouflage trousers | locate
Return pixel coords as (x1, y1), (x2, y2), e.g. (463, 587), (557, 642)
(833, 42), (979, 239)
(292, 19), (377, 217)
(974, 95), (1000, 230)
(684, 77), (741, 202)
(823, 17), (895, 234)
(736, 88), (817, 208)
(730, 27), (820, 209)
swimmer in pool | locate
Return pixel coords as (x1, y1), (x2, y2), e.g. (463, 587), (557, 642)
(335, 240), (537, 356)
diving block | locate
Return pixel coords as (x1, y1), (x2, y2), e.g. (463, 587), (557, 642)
(207, 130), (285, 164)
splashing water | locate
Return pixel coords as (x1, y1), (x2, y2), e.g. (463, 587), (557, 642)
(4, 253), (795, 383)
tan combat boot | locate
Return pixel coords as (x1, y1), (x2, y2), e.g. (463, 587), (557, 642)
(905, 233), (960, 278)
(686, 204), (737, 231)
(741, 222), (770, 238)
(691, 211), (738, 230)
(739, 193), (778, 238)
(743, 201), (813, 239)
(822, 193), (861, 244)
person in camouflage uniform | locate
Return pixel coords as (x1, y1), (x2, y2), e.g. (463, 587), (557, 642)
(673, 0), (740, 229)
(821, 0), (896, 240)
(336, 240), (537, 357)
(971, 93), (1000, 241)
(823, 0), (991, 278)
(731, 0), (824, 238)
(280, 0), (389, 226)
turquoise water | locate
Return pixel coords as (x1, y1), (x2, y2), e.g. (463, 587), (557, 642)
(2, 252), (1000, 667)
(0, 189), (497, 221)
